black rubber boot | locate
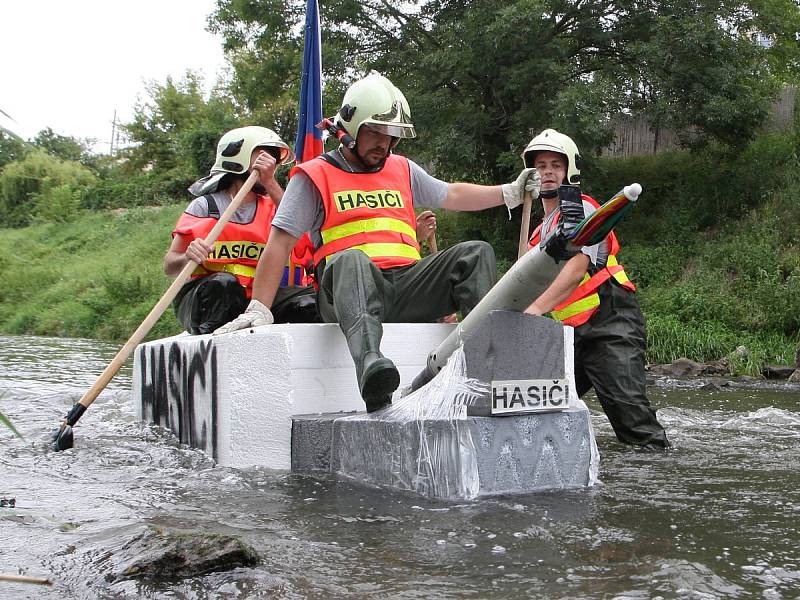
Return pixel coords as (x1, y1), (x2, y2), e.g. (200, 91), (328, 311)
(318, 250), (399, 413)
(360, 351), (400, 413)
(344, 315), (399, 413)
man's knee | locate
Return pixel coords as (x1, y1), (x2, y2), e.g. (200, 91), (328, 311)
(455, 240), (495, 261)
(454, 240), (496, 286)
(457, 240), (496, 277)
(326, 249), (373, 271)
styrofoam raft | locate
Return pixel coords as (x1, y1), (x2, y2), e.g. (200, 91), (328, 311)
(133, 323), (455, 469)
(291, 312), (598, 499)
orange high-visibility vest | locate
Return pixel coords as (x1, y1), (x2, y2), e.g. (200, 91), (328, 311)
(294, 155), (421, 270)
(528, 194), (636, 327)
(173, 195), (304, 297)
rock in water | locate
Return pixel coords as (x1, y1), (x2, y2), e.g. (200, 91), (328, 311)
(760, 365), (796, 380)
(108, 526), (259, 581)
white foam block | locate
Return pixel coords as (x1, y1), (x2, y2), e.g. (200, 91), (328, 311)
(132, 323), (455, 469)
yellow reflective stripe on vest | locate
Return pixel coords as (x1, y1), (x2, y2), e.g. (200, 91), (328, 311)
(606, 254), (632, 286)
(334, 243), (421, 260)
(194, 262), (257, 278)
(551, 293), (600, 321)
(321, 217), (418, 244)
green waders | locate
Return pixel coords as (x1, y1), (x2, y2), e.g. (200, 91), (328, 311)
(318, 241), (496, 411)
(573, 280), (670, 449)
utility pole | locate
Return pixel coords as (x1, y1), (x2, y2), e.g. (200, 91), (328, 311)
(110, 109), (117, 156)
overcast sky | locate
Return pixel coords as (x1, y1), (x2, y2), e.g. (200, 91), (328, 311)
(1, 1), (227, 153)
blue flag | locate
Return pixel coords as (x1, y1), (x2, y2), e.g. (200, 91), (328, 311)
(295, 0), (323, 163)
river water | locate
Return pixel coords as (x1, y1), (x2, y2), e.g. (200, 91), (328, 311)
(1, 334), (799, 599)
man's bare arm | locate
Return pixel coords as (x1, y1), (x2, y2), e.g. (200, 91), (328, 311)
(251, 226), (299, 307)
(525, 253), (590, 316)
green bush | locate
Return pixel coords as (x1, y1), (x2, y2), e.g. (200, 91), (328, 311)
(80, 169), (192, 210)
(0, 150), (96, 227)
(33, 183), (84, 223)
(589, 132), (797, 245)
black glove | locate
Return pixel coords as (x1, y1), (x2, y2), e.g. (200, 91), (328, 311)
(557, 185), (585, 236)
(542, 185), (584, 262)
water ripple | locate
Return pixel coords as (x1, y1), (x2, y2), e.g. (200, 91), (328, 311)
(1, 336), (799, 599)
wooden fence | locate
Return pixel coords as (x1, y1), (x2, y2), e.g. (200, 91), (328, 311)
(603, 86), (797, 157)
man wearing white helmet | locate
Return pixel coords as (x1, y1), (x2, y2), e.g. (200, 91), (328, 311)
(215, 72), (538, 413)
(164, 126), (318, 335)
(522, 128), (669, 450)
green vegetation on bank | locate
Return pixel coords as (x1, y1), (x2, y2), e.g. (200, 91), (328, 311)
(0, 204), (185, 341)
(592, 133), (800, 371)
(1, 0), (798, 374)
(0, 130), (798, 374)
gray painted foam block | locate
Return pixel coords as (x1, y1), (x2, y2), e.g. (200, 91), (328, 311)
(468, 411), (592, 494)
(291, 413), (343, 472)
(291, 409), (592, 497)
(462, 310), (566, 416)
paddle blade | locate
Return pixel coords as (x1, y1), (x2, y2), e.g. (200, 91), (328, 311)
(50, 402), (85, 451)
(51, 423), (74, 451)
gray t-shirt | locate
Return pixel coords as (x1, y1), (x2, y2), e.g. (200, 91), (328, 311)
(271, 150), (449, 247)
(183, 190), (260, 224)
(540, 198), (609, 267)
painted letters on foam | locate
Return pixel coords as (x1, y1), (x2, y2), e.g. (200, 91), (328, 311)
(137, 338), (218, 459)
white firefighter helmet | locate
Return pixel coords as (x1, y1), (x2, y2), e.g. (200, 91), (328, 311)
(334, 71), (416, 140)
(522, 129), (582, 185)
(189, 126), (294, 196)
(211, 126), (294, 174)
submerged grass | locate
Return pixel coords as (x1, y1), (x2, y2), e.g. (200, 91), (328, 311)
(0, 412), (22, 438)
(0, 392), (22, 438)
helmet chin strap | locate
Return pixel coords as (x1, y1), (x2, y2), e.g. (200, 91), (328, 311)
(539, 189), (558, 199)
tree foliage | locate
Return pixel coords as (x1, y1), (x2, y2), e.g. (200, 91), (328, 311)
(32, 127), (96, 167)
(0, 130), (29, 169)
(122, 72), (241, 178)
(209, 0), (800, 182)
(617, 1), (800, 149)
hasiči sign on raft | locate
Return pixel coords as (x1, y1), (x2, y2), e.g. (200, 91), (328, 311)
(334, 189), (405, 211)
(491, 379), (570, 415)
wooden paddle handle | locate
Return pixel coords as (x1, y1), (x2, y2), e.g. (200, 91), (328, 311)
(0, 574), (52, 585)
(429, 235), (438, 253)
(76, 170), (261, 409)
(517, 190), (533, 260)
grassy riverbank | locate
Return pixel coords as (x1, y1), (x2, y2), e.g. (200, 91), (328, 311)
(0, 204), (185, 341)
(1, 135), (798, 374)
(594, 136), (800, 373)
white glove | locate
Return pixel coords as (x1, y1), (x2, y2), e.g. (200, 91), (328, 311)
(213, 299), (274, 335)
(501, 167), (541, 210)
